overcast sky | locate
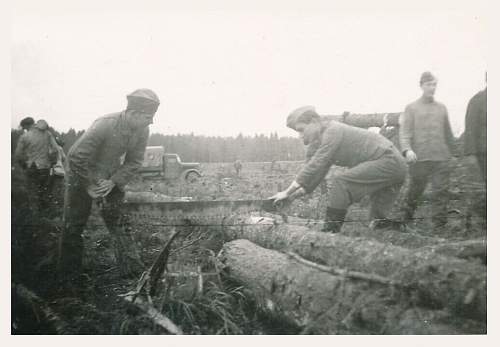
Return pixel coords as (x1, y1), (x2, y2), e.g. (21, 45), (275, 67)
(11, 0), (487, 137)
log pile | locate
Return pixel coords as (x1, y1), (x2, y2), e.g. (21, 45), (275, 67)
(215, 215), (486, 334)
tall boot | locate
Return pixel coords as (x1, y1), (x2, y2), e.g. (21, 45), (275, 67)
(322, 207), (347, 233)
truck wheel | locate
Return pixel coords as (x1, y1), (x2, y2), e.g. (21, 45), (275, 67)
(185, 171), (201, 183)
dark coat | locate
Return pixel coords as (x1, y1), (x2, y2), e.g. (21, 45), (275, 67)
(295, 120), (395, 193)
(463, 89), (487, 155)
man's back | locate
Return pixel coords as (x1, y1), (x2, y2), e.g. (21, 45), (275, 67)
(15, 128), (55, 169)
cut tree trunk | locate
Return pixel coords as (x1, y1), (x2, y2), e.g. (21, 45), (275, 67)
(285, 216), (486, 262)
(419, 239), (486, 264)
(285, 215), (448, 249)
(219, 239), (485, 334)
(221, 216), (486, 322)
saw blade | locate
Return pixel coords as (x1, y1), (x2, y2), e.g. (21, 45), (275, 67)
(122, 199), (276, 225)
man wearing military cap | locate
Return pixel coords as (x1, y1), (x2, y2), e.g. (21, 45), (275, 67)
(270, 106), (407, 233)
(58, 89), (160, 289)
(399, 72), (455, 231)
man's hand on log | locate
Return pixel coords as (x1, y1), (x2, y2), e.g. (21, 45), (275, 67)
(269, 191), (289, 205)
(404, 150), (418, 164)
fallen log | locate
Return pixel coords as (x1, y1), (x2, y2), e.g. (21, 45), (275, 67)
(324, 112), (401, 128)
(419, 239), (486, 264)
(282, 215), (486, 261)
(222, 216), (486, 322)
(284, 215), (448, 249)
(219, 239), (485, 334)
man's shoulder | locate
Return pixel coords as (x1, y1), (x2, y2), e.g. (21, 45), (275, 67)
(95, 112), (121, 123)
(471, 89), (486, 103)
(89, 112), (122, 130)
(433, 100), (448, 109)
(323, 120), (361, 137)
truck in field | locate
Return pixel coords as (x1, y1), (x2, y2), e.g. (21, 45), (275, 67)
(138, 146), (202, 182)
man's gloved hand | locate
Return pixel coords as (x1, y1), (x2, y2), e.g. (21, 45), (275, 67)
(404, 150), (418, 164)
(87, 179), (116, 199)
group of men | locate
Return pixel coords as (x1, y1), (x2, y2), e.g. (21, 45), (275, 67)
(13, 70), (486, 293)
(271, 71), (487, 234)
(14, 116), (66, 218)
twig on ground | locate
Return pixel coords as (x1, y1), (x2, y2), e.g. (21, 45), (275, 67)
(132, 221), (187, 301)
(286, 251), (403, 287)
(123, 295), (183, 335)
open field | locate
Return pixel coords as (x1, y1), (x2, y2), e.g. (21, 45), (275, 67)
(12, 156), (486, 334)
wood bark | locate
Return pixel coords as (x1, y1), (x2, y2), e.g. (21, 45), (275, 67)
(281, 216), (486, 261)
(221, 216), (486, 322)
(219, 239), (485, 334)
(324, 112), (401, 128)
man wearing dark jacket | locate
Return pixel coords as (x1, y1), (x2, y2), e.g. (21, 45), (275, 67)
(399, 72), (456, 230)
(463, 88), (487, 183)
(58, 89), (160, 287)
(270, 106), (407, 233)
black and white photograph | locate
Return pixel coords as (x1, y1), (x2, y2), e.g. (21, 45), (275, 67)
(8, 0), (492, 337)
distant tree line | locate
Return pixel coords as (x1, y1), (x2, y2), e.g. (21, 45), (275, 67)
(148, 132), (306, 162)
(11, 128), (306, 163)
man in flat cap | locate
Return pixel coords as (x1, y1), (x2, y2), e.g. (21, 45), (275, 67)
(399, 72), (456, 231)
(270, 106), (407, 233)
(58, 89), (160, 290)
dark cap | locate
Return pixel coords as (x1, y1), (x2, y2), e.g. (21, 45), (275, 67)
(126, 88), (160, 114)
(20, 117), (35, 129)
(286, 106), (320, 130)
(420, 71), (437, 85)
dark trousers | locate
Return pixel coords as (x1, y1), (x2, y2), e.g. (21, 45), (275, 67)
(402, 160), (450, 227)
(328, 147), (407, 220)
(58, 170), (143, 280)
(477, 153), (486, 184)
(25, 165), (51, 217)
(58, 172), (129, 281)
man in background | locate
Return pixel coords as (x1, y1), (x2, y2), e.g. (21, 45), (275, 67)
(399, 72), (456, 231)
(463, 85), (487, 183)
(15, 119), (59, 217)
(20, 117), (35, 132)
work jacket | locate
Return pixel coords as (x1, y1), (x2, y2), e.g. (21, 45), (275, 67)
(67, 112), (148, 189)
(463, 89), (487, 156)
(399, 97), (455, 161)
(15, 127), (58, 169)
(295, 120), (395, 193)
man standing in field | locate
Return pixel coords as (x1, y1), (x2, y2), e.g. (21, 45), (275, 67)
(270, 106), (407, 233)
(399, 72), (456, 231)
(58, 89), (160, 289)
(463, 85), (487, 183)
(15, 119), (59, 217)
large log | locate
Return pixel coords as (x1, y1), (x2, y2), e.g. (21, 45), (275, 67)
(221, 216), (486, 322)
(285, 215), (448, 248)
(285, 216), (486, 261)
(219, 239), (485, 334)
(324, 112), (401, 128)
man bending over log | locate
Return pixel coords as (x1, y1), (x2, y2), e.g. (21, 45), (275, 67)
(58, 89), (160, 293)
(270, 106), (407, 233)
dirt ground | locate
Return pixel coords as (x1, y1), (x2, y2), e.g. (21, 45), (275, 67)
(11, 157), (486, 334)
